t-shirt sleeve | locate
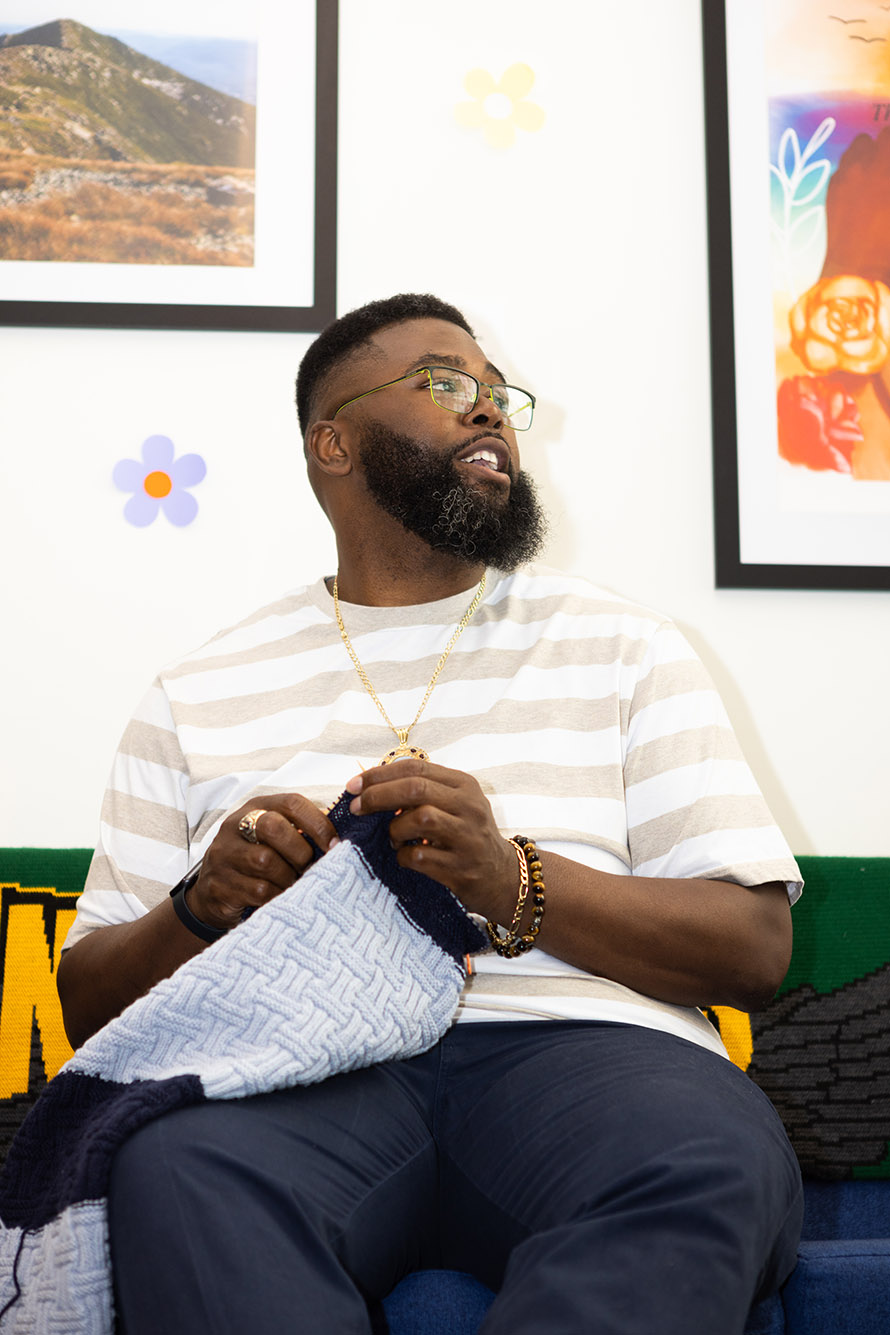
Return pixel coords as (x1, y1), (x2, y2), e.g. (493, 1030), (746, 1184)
(63, 678), (193, 950)
(623, 621), (802, 902)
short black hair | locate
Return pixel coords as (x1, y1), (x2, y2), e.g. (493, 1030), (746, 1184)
(296, 293), (475, 435)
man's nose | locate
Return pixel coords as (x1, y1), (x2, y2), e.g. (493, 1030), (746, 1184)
(461, 384), (504, 429)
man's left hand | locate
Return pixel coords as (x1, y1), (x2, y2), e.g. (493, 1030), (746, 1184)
(345, 759), (517, 925)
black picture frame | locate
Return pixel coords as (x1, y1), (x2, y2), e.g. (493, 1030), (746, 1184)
(0, 1), (337, 333)
(701, 0), (890, 591)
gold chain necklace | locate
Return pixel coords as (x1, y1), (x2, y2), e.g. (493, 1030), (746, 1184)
(332, 572), (487, 765)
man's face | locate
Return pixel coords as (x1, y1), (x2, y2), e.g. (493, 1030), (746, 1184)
(332, 319), (548, 570)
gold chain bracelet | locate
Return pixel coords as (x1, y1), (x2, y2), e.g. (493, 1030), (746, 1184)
(483, 836), (546, 958)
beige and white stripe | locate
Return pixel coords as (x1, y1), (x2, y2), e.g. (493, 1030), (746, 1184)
(68, 564), (800, 1048)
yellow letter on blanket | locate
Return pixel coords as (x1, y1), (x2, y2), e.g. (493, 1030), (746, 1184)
(0, 891), (76, 1098)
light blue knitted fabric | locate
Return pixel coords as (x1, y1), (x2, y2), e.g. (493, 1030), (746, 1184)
(0, 830), (483, 1333)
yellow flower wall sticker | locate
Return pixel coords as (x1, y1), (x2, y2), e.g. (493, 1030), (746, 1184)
(455, 64), (545, 149)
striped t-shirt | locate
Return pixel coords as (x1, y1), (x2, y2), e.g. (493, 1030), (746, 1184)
(70, 564), (801, 1055)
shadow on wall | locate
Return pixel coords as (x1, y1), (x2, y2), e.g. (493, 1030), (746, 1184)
(678, 621), (809, 855)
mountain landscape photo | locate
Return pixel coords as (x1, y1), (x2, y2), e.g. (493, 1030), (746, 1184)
(0, 17), (257, 265)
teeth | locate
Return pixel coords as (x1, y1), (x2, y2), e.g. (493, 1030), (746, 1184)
(464, 449), (499, 469)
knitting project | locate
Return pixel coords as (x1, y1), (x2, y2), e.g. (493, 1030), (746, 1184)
(0, 796), (486, 1332)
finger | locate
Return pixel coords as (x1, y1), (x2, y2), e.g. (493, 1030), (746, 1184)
(236, 809), (322, 876)
(271, 794), (340, 852)
(234, 834), (311, 889)
(348, 773), (463, 819)
(190, 866), (291, 928)
(232, 795), (338, 857)
(387, 806), (461, 849)
(393, 840), (454, 886)
(234, 870), (292, 910)
(346, 759), (458, 796)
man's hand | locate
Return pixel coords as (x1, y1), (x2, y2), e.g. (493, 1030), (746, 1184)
(345, 760), (517, 925)
(59, 794), (339, 1048)
(347, 760), (793, 1014)
(189, 796), (340, 931)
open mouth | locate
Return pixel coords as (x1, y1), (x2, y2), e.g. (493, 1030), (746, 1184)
(457, 441), (511, 478)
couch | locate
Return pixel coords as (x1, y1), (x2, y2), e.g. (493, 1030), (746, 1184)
(382, 1178), (890, 1333)
(1, 852), (888, 1332)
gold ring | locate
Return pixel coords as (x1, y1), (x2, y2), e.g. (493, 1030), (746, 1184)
(238, 809), (268, 844)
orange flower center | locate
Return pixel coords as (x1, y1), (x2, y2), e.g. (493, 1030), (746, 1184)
(826, 299), (871, 339)
(144, 470), (173, 498)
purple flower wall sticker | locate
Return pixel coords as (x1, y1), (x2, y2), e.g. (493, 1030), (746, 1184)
(114, 435), (206, 527)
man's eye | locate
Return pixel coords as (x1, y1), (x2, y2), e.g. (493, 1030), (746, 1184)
(431, 375), (460, 393)
(492, 388), (510, 411)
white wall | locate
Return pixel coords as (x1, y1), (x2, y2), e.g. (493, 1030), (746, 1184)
(1, 0), (887, 855)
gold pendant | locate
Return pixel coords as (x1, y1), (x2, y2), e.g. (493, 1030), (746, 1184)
(380, 742), (429, 765)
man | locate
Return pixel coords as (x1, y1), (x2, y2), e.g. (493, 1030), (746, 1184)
(58, 294), (803, 1334)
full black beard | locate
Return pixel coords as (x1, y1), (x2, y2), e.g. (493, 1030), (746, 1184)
(357, 422), (548, 571)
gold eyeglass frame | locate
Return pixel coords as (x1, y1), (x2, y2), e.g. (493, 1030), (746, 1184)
(331, 366), (536, 430)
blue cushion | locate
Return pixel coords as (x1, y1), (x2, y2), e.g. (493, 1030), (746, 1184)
(783, 1240), (890, 1334)
(382, 1270), (494, 1334)
(384, 1272), (786, 1334)
(802, 1180), (890, 1240)
(383, 1183), (890, 1335)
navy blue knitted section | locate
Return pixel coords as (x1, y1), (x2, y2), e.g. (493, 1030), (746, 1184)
(0, 1070), (204, 1229)
(325, 795), (487, 964)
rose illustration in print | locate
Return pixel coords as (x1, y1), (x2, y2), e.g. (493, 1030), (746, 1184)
(777, 376), (863, 473)
(779, 274), (890, 477)
(789, 275), (890, 376)
(114, 435), (206, 526)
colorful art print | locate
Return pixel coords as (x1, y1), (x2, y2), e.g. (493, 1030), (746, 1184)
(0, 1), (336, 332)
(703, 0), (890, 589)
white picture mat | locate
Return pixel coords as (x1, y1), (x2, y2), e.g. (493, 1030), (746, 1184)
(0, 1), (316, 308)
(724, 0), (890, 569)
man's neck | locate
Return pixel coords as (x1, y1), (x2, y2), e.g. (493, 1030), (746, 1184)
(332, 540), (486, 608)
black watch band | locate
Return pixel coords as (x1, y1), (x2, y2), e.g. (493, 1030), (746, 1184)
(169, 866), (227, 944)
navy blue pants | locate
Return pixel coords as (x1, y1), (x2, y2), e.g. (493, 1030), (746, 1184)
(109, 1021), (803, 1334)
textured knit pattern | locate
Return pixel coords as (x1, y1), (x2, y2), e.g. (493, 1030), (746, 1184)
(70, 564), (801, 964)
(0, 815), (481, 1333)
(743, 856), (890, 1180)
(0, 1204), (111, 1334)
(747, 968), (890, 1178)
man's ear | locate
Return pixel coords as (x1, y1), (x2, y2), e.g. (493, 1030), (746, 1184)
(305, 420), (353, 477)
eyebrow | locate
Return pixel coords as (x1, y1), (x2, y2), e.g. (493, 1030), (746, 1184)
(403, 352), (508, 384)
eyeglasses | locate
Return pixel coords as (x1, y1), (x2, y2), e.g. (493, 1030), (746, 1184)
(331, 366), (536, 431)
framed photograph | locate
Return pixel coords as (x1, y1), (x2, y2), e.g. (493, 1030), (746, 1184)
(702, 0), (890, 590)
(0, 1), (337, 332)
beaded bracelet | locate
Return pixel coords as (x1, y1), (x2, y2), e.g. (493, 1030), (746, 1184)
(483, 836), (546, 958)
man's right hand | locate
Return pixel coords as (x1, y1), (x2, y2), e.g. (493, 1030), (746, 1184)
(189, 796), (340, 931)
(59, 794), (340, 1048)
